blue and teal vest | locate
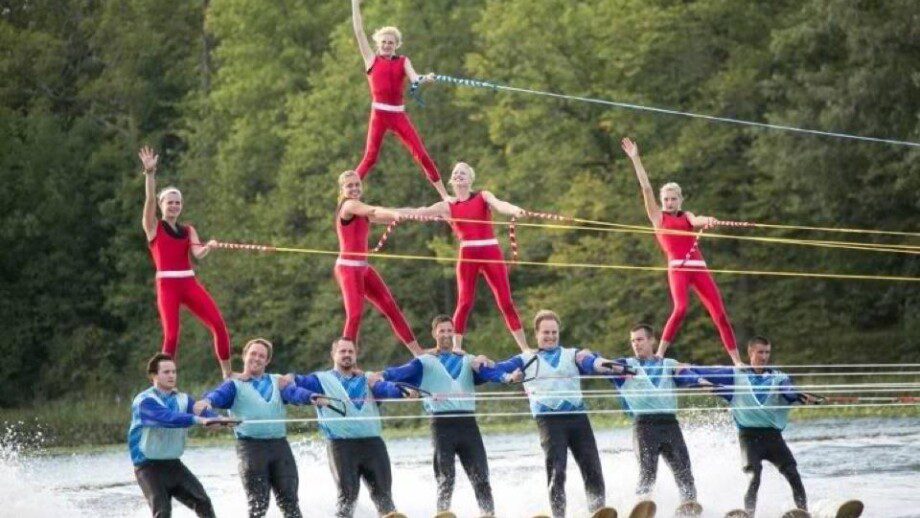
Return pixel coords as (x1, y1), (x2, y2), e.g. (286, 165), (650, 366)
(618, 358), (680, 417)
(522, 347), (584, 416)
(128, 387), (190, 465)
(418, 353), (476, 413)
(229, 374), (287, 439)
(730, 368), (793, 430)
(316, 370), (382, 440)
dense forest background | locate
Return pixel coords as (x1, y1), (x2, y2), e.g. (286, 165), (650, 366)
(2, 0), (918, 409)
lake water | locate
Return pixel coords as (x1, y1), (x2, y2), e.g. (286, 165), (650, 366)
(2, 415), (918, 517)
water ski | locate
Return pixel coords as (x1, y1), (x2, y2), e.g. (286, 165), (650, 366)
(675, 501), (703, 517)
(433, 512), (457, 518)
(834, 500), (864, 518)
(591, 507), (618, 518)
(628, 500), (656, 518)
(724, 511), (749, 518)
(781, 510), (810, 518)
(382, 513), (408, 518)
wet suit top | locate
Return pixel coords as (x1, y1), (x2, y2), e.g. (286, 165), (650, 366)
(696, 367), (801, 430)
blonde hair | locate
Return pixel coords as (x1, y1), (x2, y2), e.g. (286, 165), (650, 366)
(659, 182), (683, 199)
(533, 309), (561, 332)
(243, 338), (273, 360)
(451, 162), (476, 183)
(372, 26), (402, 47)
(157, 187), (182, 204)
(337, 170), (361, 203)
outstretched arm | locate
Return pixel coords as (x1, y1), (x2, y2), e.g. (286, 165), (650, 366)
(481, 191), (524, 218)
(342, 199), (401, 224)
(404, 58), (435, 85)
(399, 200), (450, 219)
(685, 211), (717, 229)
(188, 226), (217, 260)
(621, 138), (662, 227)
(139, 147), (159, 241)
(352, 0), (375, 69)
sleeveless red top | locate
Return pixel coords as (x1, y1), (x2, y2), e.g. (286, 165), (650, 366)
(656, 211), (703, 261)
(367, 55), (407, 105)
(336, 203), (370, 260)
(148, 221), (193, 272)
(449, 192), (496, 242)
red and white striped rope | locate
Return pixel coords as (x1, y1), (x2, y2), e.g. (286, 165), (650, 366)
(213, 241), (276, 252)
(677, 219), (755, 268)
(372, 214), (444, 253)
(509, 210), (574, 262)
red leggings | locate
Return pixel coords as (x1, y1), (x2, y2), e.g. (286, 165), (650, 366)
(355, 110), (440, 182)
(453, 245), (523, 334)
(155, 277), (231, 361)
(335, 264), (416, 345)
(661, 268), (737, 353)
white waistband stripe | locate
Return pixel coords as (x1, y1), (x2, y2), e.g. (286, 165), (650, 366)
(372, 102), (405, 112)
(460, 239), (500, 247)
(669, 259), (707, 268)
(336, 258), (369, 267)
(156, 270), (195, 279)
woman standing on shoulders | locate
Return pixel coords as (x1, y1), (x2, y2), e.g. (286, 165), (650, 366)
(139, 146), (233, 378)
(621, 138), (742, 366)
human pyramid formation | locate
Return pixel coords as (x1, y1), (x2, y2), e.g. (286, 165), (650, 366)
(127, 2), (865, 518)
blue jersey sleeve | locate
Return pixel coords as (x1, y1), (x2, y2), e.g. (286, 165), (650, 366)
(382, 358), (424, 386)
(281, 384), (318, 406)
(492, 355), (525, 374)
(473, 363), (508, 384)
(690, 366), (736, 402)
(778, 375), (800, 403)
(293, 374), (326, 395)
(577, 352), (598, 375)
(202, 380), (237, 409)
(372, 380), (406, 400)
(187, 396), (218, 418)
(138, 397), (197, 428)
(673, 365), (703, 387)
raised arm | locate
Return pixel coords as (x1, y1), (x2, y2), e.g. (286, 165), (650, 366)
(481, 191), (524, 218)
(399, 200), (450, 219)
(139, 146), (159, 241)
(341, 199), (401, 224)
(351, 0), (375, 69)
(621, 138), (662, 227)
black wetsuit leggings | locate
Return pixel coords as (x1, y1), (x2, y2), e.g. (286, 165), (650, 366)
(738, 428), (806, 513)
(135, 459), (216, 518)
(430, 413), (494, 514)
(536, 413), (606, 518)
(633, 414), (697, 502)
(236, 437), (302, 518)
(328, 436), (396, 518)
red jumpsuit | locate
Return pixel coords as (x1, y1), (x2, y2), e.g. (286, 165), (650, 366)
(449, 192), (523, 334)
(656, 211), (737, 353)
(148, 221), (230, 361)
(355, 55), (440, 182)
(335, 205), (416, 344)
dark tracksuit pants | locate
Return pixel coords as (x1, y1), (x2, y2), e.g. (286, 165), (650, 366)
(135, 459), (216, 518)
(738, 427), (806, 514)
(535, 413), (606, 518)
(236, 437), (302, 518)
(430, 412), (494, 514)
(327, 436), (396, 518)
(632, 413), (697, 502)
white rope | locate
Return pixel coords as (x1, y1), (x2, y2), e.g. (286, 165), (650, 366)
(243, 401), (920, 425)
(435, 75), (920, 148)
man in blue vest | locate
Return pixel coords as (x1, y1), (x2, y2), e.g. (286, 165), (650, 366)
(378, 314), (515, 517)
(128, 353), (233, 518)
(493, 309), (618, 518)
(695, 336), (819, 516)
(593, 324), (703, 510)
(283, 337), (414, 518)
(196, 338), (321, 518)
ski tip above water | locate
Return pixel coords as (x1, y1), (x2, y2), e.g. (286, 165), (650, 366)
(675, 500), (703, 517)
(781, 509), (810, 518)
(591, 506), (618, 518)
(628, 499), (656, 518)
(836, 500), (864, 518)
(724, 510), (749, 518)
